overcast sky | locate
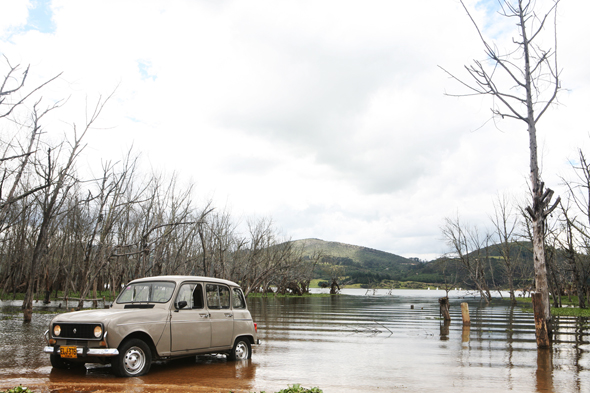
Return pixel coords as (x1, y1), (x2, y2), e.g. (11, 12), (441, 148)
(1, 0), (588, 260)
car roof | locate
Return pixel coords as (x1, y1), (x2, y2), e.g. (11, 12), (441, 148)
(128, 275), (240, 287)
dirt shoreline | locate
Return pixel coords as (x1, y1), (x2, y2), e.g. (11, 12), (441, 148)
(1, 381), (253, 393)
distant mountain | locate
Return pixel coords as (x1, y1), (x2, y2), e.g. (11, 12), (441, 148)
(293, 238), (536, 288)
(293, 238), (418, 272)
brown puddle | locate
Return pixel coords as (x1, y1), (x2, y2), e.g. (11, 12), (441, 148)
(1, 290), (590, 392)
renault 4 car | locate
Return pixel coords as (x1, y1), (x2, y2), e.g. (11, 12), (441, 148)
(43, 276), (260, 376)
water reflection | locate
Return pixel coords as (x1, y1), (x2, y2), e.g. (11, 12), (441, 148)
(536, 348), (553, 393)
(440, 320), (450, 340)
(2, 290), (590, 392)
(462, 325), (470, 343)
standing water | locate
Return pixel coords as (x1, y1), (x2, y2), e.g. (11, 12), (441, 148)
(1, 289), (589, 392)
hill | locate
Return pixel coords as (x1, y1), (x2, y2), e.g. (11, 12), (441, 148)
(294, 238), (417, 267)
(293, 238), (536, 288)
(293, 238), (422, 284)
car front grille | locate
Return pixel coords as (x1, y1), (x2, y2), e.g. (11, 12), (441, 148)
(54, 323), (102, 340)
(66, 339), (89, 346)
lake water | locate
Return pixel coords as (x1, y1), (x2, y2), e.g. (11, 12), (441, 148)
(1, 289), (589, 392)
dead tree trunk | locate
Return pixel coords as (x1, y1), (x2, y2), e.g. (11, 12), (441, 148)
(441, 0), (562, 347)
(438, 297), (451, 321)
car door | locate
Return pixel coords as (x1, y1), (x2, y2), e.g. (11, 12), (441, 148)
(206, 283), (234, 348)
(170, 282), (211, 351)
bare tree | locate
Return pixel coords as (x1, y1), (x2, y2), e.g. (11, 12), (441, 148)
(442, 215), (492, 303)
(0, 59), (61, 233)
(441, 0), (561, 344)
(22, 93), (112, 322)
(490, 194), (523, 304)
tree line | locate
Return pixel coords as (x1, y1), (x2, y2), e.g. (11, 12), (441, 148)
(0, 58), (319, 322)
(441, 161), (590, 310)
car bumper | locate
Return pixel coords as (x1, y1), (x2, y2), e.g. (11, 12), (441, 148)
(44, 346), (119, 357)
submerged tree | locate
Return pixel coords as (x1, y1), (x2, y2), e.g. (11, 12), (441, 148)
(442, 215), (492, 303)
(441, 0), (561, 347)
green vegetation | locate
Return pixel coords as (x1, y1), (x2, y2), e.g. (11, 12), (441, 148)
(1, 387), (34, 393)
(296, 239), (444, 289)
(299, 238), (541, 293)
(276, 385), (322, 393)
(521, 306), (590, 318)
(550, 308), (590, 317)
(516, 295), (583, 307)
(518, 296), (590, 317)
(309, 279), (324, 288)
(248, 385), (323, 393)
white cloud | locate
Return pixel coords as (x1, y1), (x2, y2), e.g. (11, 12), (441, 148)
(1, 0), (589, 260)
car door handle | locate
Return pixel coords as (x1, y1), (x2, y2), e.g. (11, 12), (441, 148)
(199, 313), (210, 318)
(224, 313), (233, 318)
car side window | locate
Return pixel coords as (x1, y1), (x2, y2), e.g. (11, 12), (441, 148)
(206, 284), (220, 309)
(192, 284), (204, 309)
(232, 288), (246, 309)
(206, 284), (230, 309)
(176, 284), (193, 309)
(219, 286), (230, 309)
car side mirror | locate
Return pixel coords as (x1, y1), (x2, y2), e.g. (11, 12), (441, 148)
(176, 300), (188, 310)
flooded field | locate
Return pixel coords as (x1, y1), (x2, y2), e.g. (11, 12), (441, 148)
(1, 289), (589, 392)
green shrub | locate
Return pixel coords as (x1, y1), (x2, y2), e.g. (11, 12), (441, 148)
(277, 384), (323, 393)
(1, 387), (34, 393)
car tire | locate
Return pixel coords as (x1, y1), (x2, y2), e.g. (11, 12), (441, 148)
(50, 353), (85, 369)
(228, 337), (251, 361)
(112, 339), (152, 377)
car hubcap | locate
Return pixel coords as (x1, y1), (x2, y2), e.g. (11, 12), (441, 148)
(235, 342), (248, 360)
(124, 347), (145, 374)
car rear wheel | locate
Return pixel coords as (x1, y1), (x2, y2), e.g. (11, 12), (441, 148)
(112, 339), (152, 377)
(228, 337), (251, 361)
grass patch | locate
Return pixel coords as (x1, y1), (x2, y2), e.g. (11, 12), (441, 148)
(550, 307), (590, 317)
(516, 295), (582, 307)
(309, 279), (324, 288)
(521, 305), (590, 317)
(341, 283), (363, 289)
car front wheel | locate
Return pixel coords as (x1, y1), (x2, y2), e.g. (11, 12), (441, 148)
(228, 337), (251, 361)
(112, 339), (152, 377)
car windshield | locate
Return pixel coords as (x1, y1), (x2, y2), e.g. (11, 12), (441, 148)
(117, 281), (176, 303)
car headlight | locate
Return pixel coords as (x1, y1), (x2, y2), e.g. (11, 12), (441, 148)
(94, 325), (103, 338)
(53, 325), (61, 337)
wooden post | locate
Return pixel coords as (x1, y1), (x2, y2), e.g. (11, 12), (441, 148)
(438, 297), (451, 321)
(461, 302), (471, 326)
(532, 292), (551, 348)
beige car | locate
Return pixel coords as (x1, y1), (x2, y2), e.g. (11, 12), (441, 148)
(43, 276), (260, 377)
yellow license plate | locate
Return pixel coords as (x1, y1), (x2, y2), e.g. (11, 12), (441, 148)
(60, 346), (77, 359)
